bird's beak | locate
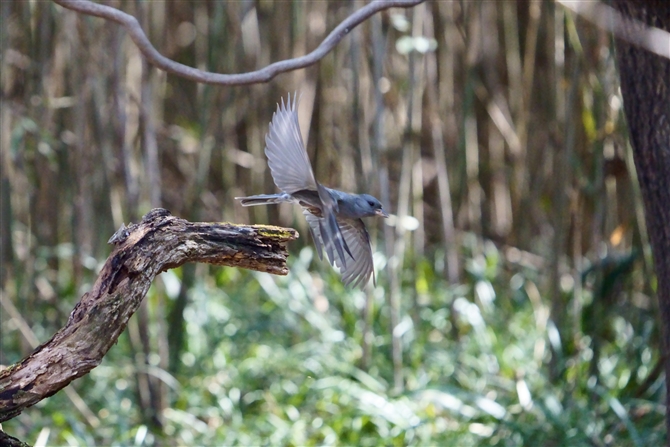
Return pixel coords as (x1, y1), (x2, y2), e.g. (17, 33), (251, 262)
(376, 208), (389, 218)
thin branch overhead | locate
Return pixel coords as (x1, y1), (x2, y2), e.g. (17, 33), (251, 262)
(52, 0), (427, 85)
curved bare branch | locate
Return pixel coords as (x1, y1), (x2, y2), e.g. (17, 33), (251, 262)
(52, 0), (426, 85)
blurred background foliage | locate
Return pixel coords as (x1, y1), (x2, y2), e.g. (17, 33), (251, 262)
(0, 0), (665, 445)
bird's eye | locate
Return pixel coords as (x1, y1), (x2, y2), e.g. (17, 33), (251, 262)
(368, 201), (375, 207)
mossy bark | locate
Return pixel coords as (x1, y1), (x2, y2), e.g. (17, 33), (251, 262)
(0, 208), (297, 423)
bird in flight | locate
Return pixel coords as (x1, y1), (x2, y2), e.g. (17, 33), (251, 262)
(236, 93), (388, 287)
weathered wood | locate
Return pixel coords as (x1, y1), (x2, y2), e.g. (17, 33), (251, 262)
(0, 430), (30, 447)
(612, 0), (670, 442)
(0, 208), (298, 422)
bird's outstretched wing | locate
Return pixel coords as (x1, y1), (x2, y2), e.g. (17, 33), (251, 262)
(316, 184), (353, 268)
(265, 93), (318, 193)
(304, 211), (375, 288)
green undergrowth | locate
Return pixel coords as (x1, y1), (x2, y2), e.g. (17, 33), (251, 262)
(2, 241), (664, 446)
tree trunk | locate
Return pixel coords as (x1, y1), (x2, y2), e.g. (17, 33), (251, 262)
(612, 0), (670, 442)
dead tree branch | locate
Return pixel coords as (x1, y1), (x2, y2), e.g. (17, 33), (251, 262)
(0, 431), (29, 447)
(51, 0), (426, 85)
(0, 208), (298, 422)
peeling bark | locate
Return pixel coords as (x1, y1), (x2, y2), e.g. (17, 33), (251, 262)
(0, 430), (30, 447)
(0, 208), (298, 422)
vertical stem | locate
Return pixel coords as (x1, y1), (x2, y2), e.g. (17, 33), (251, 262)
(503, 1), (522, 116)
(464, 98), (481, 234)
(113, 27), (138, 220)
(351, 0), (374, 371)
(371, 10), (403, 392)
(513, 0), (541, 243)
(433, 1), (461, 284)
(141, 62), (160, 208)
(410, 7), (426, 263)
(549, 57), (579, 381)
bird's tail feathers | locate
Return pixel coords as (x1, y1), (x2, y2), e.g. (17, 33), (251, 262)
(235, 194), (291, 207)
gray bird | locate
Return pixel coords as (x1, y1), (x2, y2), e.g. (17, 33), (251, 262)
(236, 93), (388, 287)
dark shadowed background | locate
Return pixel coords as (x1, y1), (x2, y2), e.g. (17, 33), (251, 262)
(1, 1), (664, 445)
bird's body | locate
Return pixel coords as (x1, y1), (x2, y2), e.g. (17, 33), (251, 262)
(236, 94), (388, 287)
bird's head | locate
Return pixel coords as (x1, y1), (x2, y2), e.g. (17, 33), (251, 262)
(356, 194), (389, 218)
